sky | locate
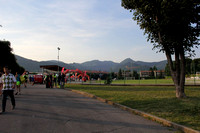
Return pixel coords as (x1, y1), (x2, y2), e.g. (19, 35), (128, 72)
(0, 0), (199, 63)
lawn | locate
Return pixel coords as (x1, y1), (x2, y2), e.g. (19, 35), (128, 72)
(86, 78), (200, 85)
(67, 84), (200, 131)
(102, 79), (174, 84)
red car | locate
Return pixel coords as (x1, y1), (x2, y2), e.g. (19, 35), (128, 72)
(33, 75), (43, 84)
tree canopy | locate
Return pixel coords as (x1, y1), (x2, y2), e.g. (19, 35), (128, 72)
(122, 0), (199, 54)
(0, 40), (24, 74)
(122, 0), (200, 98)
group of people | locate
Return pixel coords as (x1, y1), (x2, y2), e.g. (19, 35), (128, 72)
(0, 66), (67, 114)
(44, 73), (66, 88)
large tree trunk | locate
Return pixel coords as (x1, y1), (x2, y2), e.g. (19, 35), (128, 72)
(157, 28), (186, 98)
(165, 46), (187, 98)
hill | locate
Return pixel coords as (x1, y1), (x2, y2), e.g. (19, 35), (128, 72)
(15, 55), (75, 72)
(15, 55), (167, 72)
(71, 60), (118, 72)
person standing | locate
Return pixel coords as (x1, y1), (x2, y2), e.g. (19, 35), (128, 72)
(29, 76), (32, 84)
(23, 72), (28, 88)
(58, 73), (61, 86)
(0, 66), (16, 114)
(0, 72), (2, 96)
(53, 73), (57, 88)
(32, 76), (35, 86)
(15, 72), (21, 95)
(45, 75), (50, 88)
(49, 74), (53, 88)
(60, 73), (65, 89)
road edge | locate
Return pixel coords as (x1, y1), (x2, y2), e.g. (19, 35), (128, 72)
(68, 89), (200, 133)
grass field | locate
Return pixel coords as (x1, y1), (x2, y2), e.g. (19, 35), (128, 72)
(96, 79), (174, 84)
(67, 84), (200, 131)
(86, 78), (200, 85)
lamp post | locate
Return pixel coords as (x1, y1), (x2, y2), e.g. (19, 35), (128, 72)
(57, 47), (60, 74)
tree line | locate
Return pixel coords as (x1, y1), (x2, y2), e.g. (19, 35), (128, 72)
(165, 58), (200, 77)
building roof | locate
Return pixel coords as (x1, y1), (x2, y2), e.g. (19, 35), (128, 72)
(85, 70), (109, 74)
(40, 65), (63, 71)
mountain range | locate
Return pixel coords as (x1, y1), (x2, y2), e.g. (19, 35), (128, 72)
(15, 55), (167, 72)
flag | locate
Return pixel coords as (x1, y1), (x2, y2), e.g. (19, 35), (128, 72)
(61, 67), (65, 73)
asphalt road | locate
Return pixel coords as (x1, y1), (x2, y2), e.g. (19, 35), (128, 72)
(0, 84), (175, 133)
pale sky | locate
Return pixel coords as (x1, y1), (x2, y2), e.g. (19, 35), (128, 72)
(0, 0), (199, 63)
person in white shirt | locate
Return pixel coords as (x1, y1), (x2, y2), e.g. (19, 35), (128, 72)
(0, 66), (16, 114)
(0, 72), (2, 95)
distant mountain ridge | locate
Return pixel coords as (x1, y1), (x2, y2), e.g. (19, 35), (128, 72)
(15, 55), (167, 72)
(15, 55), (75, 72)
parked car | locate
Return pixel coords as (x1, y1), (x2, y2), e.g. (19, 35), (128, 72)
(34, 75), (43, 84)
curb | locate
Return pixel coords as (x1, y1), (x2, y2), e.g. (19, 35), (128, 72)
(70, 89), (200, 133)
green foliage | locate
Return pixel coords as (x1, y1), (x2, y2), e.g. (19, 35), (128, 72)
(192, 58), (200, 73)
(122, 0), (200, 54)
(165, 58), (200, 76)
(158, 71), (164, 79)
(149, 66), (158, 78)
(122, 1), (200, 97)
(153, 66), (157, 71)
(69, 85), (200, 131)
(149, 67), (154, 78)
(0, 40), (24, 74)
(89, 73), (100, 80)
(104, 76), (113, 85)
(165, 63), (173, 76)
(101, 74), (109, 80)
(117, 69), (123, 79)
(132, 70), (139, 79)
(185, 58), (193, 75)
(110, 72), (117, 79)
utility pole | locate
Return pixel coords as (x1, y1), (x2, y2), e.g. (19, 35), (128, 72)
(57, 47), (60, 74)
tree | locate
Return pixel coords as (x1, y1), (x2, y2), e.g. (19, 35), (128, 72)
(122, 0), (200, 98)
(118, 69), (123, 79)
(149, 67), (154, 78)
(165, 58), (199, 77)
(0, 40), (24, 74)
(132, 70), (139, 79)
(192, 58), (200, 74)
(110, 72), (117, 79)
(149, 66), (158, 78)
(153, 66), (157, 71)
(159, 71), (164, 79)
(101, 73), (109, 80)
(165, 63), (171, 76)
(104, 74), (113, 85)
(185, 58), (192, 76)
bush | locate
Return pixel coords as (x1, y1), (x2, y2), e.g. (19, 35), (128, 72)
(104, 76), (112, 85)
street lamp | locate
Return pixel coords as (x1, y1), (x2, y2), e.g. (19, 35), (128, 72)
(57, 47), (60, 74)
